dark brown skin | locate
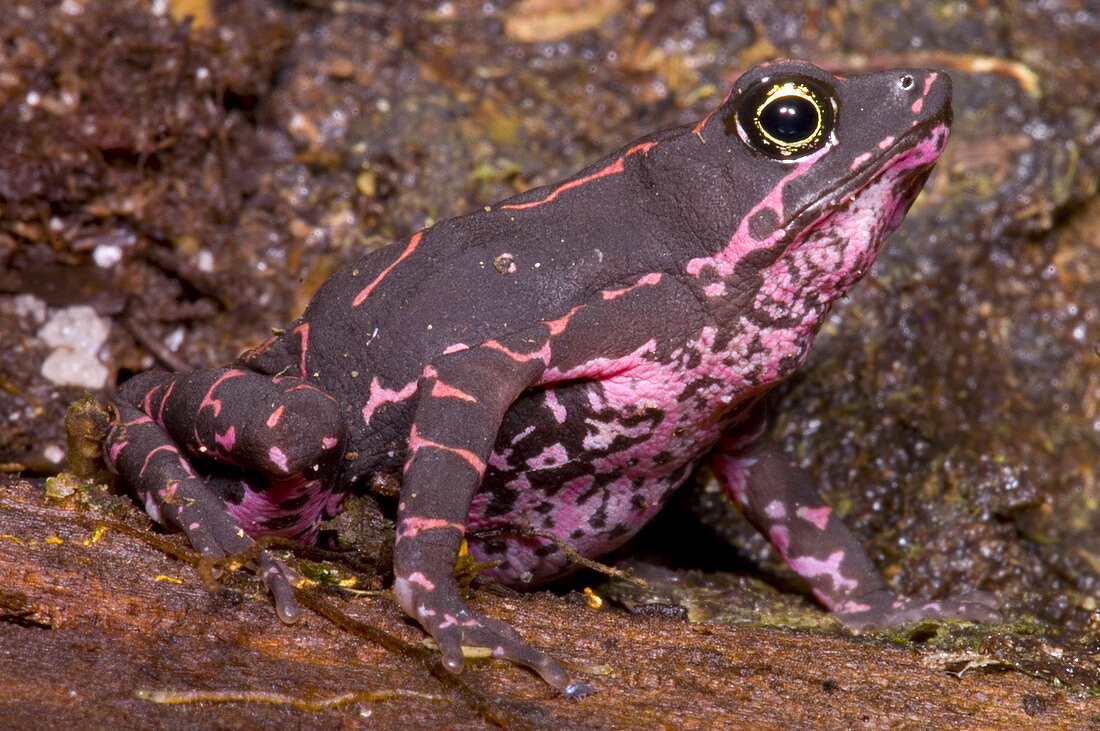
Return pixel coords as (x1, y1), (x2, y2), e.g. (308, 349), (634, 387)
(106, 61), (998, 695)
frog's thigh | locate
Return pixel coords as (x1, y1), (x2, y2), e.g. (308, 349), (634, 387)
(118, 368), (347, 480)
(109, 397), (304, 622)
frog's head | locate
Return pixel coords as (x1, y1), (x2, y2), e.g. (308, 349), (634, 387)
(692, 60), (951, 309)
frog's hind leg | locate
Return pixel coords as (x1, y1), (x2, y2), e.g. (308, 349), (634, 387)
(106, 368), (348, 622)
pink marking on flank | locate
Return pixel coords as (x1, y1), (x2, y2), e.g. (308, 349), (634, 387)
(601, 272), (663, 300)
(353, 231), (423, 306)
(526, 443), (568, 470)
(703, 282), (726, 297)
(488, 446), (513, 470)
(542, 388), (567, 423)
(322, 436), (338, 449)
(502, 142), (656, 211)
(361, 376), (418, 425)
(406, 425), (486, 475)
(511, 425), (537, 443)
(442, 343), (469, 354)
(266, 405), (285, 428)
(483, 338), (550, 366)
(796, 505), (832, 530)
(108, 441), (126, 462)
(430, 380), (478, 402)
(543, 305), (584, 336)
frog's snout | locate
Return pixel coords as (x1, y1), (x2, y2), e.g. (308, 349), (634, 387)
(896, 68), (953, 127)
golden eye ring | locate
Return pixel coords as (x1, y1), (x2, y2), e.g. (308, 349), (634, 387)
(733, 77), (836, 159)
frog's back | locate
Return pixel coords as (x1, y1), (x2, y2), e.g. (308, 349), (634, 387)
(296, 131), (704, 378)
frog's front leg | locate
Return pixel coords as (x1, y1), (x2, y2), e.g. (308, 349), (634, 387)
(712, 426), (1000, 628)
(390, 340), (585, 693)
(106, 368), (347, 622)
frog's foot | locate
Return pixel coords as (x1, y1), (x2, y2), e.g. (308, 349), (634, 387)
(394, 578), (590, 696)
(152, 473), (302, 624)
(107, 400), (301, 622)
(833, 589), (1001, 630)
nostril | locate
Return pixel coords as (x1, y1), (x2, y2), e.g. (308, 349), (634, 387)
(899, 74), (915, 90)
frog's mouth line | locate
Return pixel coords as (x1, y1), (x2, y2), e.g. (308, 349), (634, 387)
(782, 119), (949, 249)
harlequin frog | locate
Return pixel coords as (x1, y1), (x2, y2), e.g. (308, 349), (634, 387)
(106, 60), (999, 695)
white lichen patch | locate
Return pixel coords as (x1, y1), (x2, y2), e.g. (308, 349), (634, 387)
(38, 305), (111, 390)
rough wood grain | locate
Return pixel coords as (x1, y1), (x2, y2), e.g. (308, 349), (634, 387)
(0, 477), (1093, 728)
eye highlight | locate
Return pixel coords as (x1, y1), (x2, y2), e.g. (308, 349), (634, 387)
(733, 77), (836, 159)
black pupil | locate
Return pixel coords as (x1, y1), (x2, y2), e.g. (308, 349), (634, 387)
(760, 95), (818, 143)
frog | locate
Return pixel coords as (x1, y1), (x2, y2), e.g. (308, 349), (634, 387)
(104, 60), (999, 696)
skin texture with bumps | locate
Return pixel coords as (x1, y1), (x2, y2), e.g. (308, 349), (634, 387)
(106, 61), (999, 695)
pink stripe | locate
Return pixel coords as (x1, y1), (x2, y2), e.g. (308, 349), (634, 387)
(399, 516), (465, 539)
(430, 381), (478, 402)
(483, 339), (550, 365)
(543, 305), (583, 336)
(295, 323), (310, 379)
(268, 446), (289, 472)
(266, 405), (285, 428)
(406, 425), (485, 475)
(156, 381), (175, 426)
(361, 377), (418, 425)
(353, 231), (423, 306)
(199, 370), (245, 418)
(407, 571), (435, 590)
(796, 505), (832, 530)
(502, 142), (656, 211)
(139, 444), (180, 477)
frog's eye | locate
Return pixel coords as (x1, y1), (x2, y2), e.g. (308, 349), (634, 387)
(733, 78), (835, 159)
